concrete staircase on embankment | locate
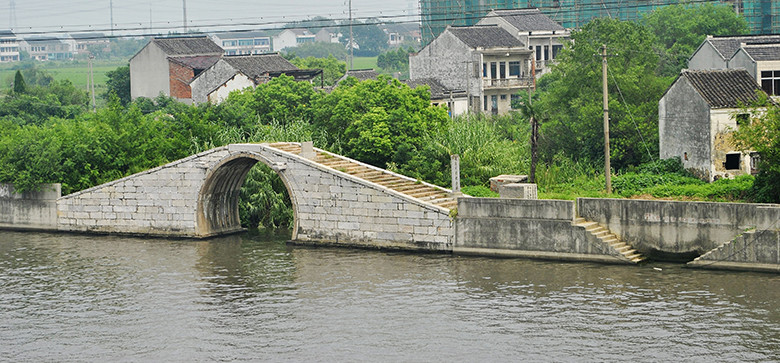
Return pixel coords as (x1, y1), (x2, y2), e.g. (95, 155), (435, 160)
(267, 142), (459, 211)
(573, 218), (646, 264)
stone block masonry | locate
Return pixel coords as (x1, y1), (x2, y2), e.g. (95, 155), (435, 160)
(55, 143), (455, 250)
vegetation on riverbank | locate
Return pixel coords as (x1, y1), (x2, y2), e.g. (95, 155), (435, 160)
(0, 4), (774, 230)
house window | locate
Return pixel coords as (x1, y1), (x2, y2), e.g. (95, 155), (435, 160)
(535, 46), (542, 61)
(509, 61), (520, 76)
(491, 95), (498, 115)
(750, 152), (760, 175)
(222, 40), (237, 47)
(254, 38), (269, 46)
(736, 113), (750, 126)
(510, 94), (519, 108)
(490, 62), (497, 79)
(544, 46), (549, 60)
(725, 153), (741, 170)
(500, 94), (507, 100)
(483, 63), (487, 78)
(483, 96), (488, 111)
(238, 39), (253, 46)
(552, 45), (562, 59)
(760, 70), (780, 96)
(499, 62), (506, 79)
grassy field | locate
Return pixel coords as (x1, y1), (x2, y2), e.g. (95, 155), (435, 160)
(349, 56), (378, 70)
(0, 60), (127, 96)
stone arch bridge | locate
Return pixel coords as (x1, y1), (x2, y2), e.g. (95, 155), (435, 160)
(57, 143), (458, 251)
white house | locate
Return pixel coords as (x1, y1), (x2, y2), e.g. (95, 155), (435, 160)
(0, 30), (20, 62)
(659, 69), (769, 181)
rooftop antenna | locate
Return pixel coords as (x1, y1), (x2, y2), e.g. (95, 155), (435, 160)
(182, 0), (188, 33)
(110, 0), (114, 35)
(9, 0), (17, 30)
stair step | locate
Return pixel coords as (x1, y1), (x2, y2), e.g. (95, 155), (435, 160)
(602, 238), (618, 244)
(625, 253), (642, 260)
(576, 221), (598, 228)
(587, 226), (605, 232)
(573, 217), (586, 224)
(407, 190), (444, 198)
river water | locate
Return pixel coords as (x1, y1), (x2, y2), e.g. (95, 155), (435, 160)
(1, 230), (778, 362)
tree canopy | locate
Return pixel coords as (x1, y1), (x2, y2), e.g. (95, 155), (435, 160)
(642, 3), (749, 76)
(534, 18), (672, 169)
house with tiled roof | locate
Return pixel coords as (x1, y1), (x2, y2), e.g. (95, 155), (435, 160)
(190, 53), (321, 104)
(689, 34), (780, 71)
(404, 78), (468, 117)
(409, 24), (533, 115)
(477, 8), (570, 77)
(210, 31), (275, 56)
(659, 69), (771, 181)
(130, 36), (225, 102)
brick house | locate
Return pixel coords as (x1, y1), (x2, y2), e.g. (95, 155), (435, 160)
(409, 25), (533, 115)
(129, 36), (223, 103)
(190, 53), (320, 104)
(658, 69), (770, 181)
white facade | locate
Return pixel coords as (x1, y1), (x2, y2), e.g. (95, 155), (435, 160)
(211, 32), (272, 56)
(207, 73), (255, 104)
(272, 29), (317, 52)
(0, 32), (19, 62)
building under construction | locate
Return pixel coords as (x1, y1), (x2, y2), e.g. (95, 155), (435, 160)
(419, 0), (779, 45)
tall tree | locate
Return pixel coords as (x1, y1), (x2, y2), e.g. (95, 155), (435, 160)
(643, 3), (749, 76)
(12, 70), (26, 94)
(104, 65), (131, 106)
(535, 18), (672, 169)
(732, 103), (780, 203)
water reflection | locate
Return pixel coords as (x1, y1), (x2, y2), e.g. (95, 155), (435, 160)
(0, 230), (778, 362)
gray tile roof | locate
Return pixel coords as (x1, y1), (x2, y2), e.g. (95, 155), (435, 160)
(153, 36), (224, 56)
(740, 44), (780, 61)
(169, 55), (222, 70)
(681, 69), (766, 108)
(490, 8), (565, 32)
(706, 34), (780, 59)
(212, 31), (273, 39)
(0, 30), (16, 37)
(70, 32), (106, 40)
(404, 78), (464, 99)
(447, 25), (524, 49)
(342, 69), (379, 82)
(223, 54), (299, 78)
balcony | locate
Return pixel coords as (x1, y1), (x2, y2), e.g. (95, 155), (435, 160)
(482, 77), (533, 90)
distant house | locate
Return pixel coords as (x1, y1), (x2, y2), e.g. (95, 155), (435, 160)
(70, 33), (110, 55)
(129, 36), (224, 103)
(410, 25), (533, 115)
(381, 23), (422, 46)
(190, 53), (321, 104)
(688, 34), (780, 98)
(476, 8), (570, 78)
(0, 30), (20, 62)
(688, 34), (780, 71)
(338, 69), (380, 83)
(272, 28), (333, 52)
(659, 69), (770, 181)
(211, 31), (273, 56)
(21, 36), (75, 61)
(404, 78), (468, 117)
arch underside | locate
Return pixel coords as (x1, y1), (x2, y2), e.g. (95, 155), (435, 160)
(196, 153), (295, 238)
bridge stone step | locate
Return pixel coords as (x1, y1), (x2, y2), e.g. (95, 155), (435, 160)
(266, 142), (458, 212)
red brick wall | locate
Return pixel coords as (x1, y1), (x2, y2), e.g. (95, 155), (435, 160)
(169, 62), (194, 99)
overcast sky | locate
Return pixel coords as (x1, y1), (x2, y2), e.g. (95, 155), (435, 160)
(4, 0), (419, 36)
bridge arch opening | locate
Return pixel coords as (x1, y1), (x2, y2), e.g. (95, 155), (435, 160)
(196, 152), (297, 238)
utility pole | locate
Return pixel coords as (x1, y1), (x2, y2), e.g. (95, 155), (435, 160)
(88, 55), (96, 112)
(529, 57), (538, 183)
(349, 0), (353, 71)
(602, 44), (611, 194)
(110, 0), (114, 36)
(182, 0), (188, 33)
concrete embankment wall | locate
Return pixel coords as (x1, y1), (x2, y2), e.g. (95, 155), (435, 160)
(454, 198), (627, 264)
(0, 183), (60, 231)
(688, 229), (780, 273)
(577, 198), (780, 258)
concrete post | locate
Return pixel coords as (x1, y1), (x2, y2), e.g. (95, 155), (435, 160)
(300, 141), (315, 160)
(451, 154), (461, 196)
